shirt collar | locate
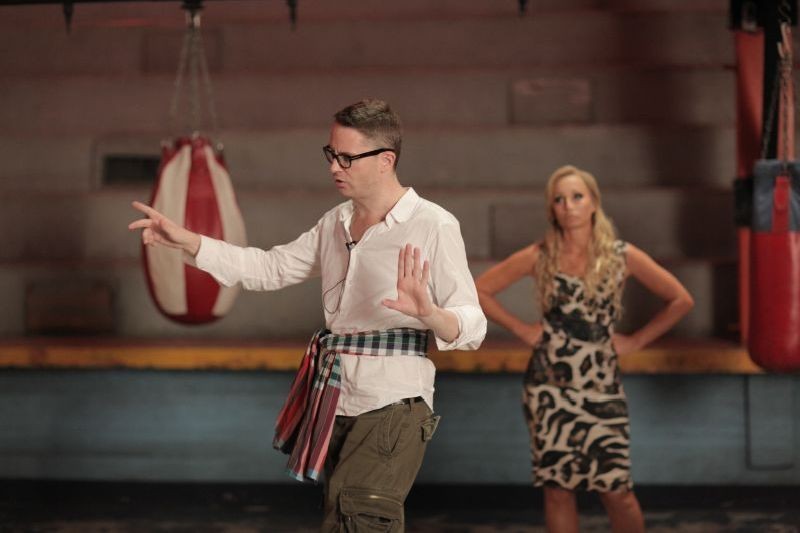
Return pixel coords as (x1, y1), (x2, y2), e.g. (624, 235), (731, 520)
(339, 201), (354, 222)
(337, 188), (420, 228)
(385, 187), (419, 227)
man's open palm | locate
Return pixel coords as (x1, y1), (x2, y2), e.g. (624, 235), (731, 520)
(382, 244), (433, 319)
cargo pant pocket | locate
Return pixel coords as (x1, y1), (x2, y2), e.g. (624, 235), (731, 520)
(378, 406), (411, 458)
(339, 487), (403, 533)
(421, 414), (440, 442)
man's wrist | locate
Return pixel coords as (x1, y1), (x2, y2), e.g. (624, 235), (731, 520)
(416, 304), (439, 325)
(186, 234), (202, 257)
(421, 306), (460, 344)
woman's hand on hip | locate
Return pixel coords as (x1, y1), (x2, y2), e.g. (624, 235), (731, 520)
(515, 322), (543, 347)
(612, 333), (642, 356)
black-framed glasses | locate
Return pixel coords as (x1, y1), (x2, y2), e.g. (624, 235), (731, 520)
(323, 145), (394, 169)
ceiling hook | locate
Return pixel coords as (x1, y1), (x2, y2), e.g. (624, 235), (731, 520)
(287, 0), (298, 29)
(182, 0), (203, 29)
(62, 0), (73, 33)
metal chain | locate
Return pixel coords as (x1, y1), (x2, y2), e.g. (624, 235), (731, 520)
(167, 6), (219, 140)
(197, 27), (220, 139)
(188, 20), (201, 134)
(761, 65), (781, 159)
(779, 0), (793, 164)
(780, 30), (791, 166)
(168, 23), (192, 137)
(778, 0), (793, 26)
(779, 0), (794, 166)
(760, 0), (795, 161)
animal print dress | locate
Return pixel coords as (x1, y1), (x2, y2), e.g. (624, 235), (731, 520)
(522, 241), (633, 492)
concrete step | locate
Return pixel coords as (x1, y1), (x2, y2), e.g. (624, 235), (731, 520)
(0, 125), (737, 193)
(0, 67), (734, 135)
(0, 187), (735, 263)
(0, 10), (732, 76)
(0, 256), (736, 339)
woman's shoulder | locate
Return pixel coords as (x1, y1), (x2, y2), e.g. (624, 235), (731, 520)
(615, 241), (653, 261)
(493, 242), (541, 277)
(507, 242), (541, 266)
(526, 241), (546, 265)
(476, 241), (540, 290)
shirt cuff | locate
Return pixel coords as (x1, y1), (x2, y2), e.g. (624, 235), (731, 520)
(434, 304), (487, 351)
(192, 235), (218, 270)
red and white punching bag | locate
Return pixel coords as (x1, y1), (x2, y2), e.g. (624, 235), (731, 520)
(142, 6), (247, 324)
(143, 136), (247, 324)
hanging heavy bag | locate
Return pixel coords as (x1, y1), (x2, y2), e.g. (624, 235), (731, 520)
(748, 22), (800, 371)
(750, 161), (800, 371)
(143, 6), (247, 324)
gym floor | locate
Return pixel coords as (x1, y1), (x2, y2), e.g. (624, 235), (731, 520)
(1, 481), (798, 532)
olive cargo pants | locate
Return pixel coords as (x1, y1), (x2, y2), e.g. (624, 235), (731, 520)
(321, 398), (440, 532)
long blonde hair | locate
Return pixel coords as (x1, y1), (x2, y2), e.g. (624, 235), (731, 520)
(534, 165), (624, 316)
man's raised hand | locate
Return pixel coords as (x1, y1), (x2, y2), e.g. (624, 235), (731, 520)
(128, 201), (201, 256)
(382, 244), (433, 319)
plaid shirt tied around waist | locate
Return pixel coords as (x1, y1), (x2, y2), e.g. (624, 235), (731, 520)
(273, 327), (429, 483)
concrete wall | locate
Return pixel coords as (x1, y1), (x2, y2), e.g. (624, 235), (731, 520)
(1, 370), (797, 485)
(0, 0), (740, 340)
(2, 1), (796, 486)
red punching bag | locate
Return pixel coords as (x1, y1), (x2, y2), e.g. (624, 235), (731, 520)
(749, 161), (800, 371)
(748, 23), (800, 371)
(143, 5), (247, 324)
(144, 136), (247, 324)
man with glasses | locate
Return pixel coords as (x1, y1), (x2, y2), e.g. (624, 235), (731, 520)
(129, 98), (486, 531)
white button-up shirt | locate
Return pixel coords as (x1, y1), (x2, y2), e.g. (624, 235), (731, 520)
(195, 187), (486, 415)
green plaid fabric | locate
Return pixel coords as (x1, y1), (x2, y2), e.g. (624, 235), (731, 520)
(320, 328), (429, 357)
(275, 327), (429, 482)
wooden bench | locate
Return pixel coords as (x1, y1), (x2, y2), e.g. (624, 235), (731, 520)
(0, 338), (761, 374)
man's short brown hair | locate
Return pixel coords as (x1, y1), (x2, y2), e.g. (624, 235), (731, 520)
(334, 99), (402, 168)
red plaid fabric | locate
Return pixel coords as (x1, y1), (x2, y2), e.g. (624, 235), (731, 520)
(273, 328), (428, 483)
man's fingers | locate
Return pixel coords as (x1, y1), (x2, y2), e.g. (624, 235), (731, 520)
(132, 200), (164, 220)
(143, 229), (182, 249)
(412, 247), (422, 279)
(421, 260), (430, 284)
(404, 244), (414, 279)
(130, 201), (166, 239)
(128, 218), (154, 231)
(142, 227), (154, 245)
(397, 246), (405, 278)
(131, 200), (159, 217)
(155, 234), (183, 249)
(397, 244), (427, 283)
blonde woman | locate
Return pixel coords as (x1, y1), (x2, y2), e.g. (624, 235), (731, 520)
(475, 166), (693, 533)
